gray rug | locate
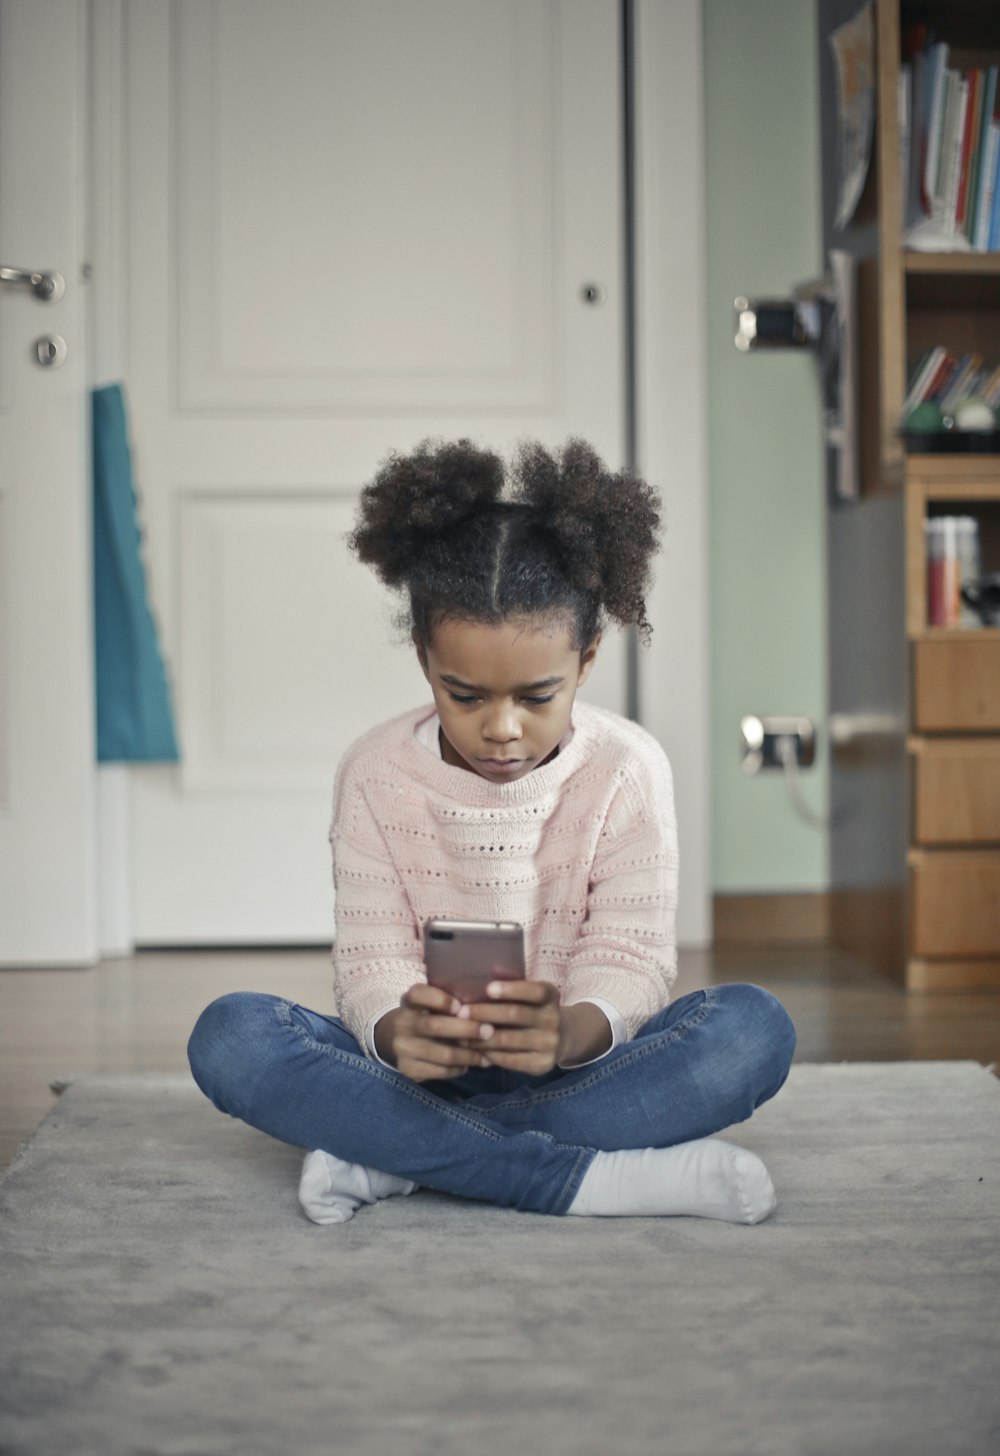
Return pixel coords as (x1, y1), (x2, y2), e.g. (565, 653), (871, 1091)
(1, 1063), (998, 1456)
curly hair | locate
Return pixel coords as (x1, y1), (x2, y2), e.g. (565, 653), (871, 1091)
(348, 437), (662, 650)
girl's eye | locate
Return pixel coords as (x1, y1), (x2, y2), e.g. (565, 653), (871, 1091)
(524, 695), (555, 705)
(447, 692), (477, 705)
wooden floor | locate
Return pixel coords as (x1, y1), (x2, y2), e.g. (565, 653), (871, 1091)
(2, 943), (998, 1171)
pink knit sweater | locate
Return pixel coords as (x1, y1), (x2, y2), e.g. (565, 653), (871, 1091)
(329, 701), (679, 1052)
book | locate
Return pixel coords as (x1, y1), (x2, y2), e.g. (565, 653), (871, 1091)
(940, 71), (968, 237)
(922, 42), (949, 215)
(899, 66), (911, 222)
(956, 69), (980, 236)
(926, 353), (958, 405)
(978, 119), (999, 250)
(970, 68), (998, 245)
(901, 40), (1000, 252)
(940, 353), (984, 415)
(902, 345), (947, 416)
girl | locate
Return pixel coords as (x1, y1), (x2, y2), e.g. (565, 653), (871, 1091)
(188, 438), (796, 1225)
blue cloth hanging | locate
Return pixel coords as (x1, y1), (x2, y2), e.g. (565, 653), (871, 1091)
(92, 383), (180, 763)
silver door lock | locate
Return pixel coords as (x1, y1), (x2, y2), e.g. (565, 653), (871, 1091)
(34, 334), (67, 368)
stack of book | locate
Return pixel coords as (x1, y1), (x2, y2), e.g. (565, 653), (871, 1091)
(899, 33), (1000, 251)
(902, 350), (1000, 420)
(925, 515), (981, 628)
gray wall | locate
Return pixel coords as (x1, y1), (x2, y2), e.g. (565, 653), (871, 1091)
(704, 0), (830, 892)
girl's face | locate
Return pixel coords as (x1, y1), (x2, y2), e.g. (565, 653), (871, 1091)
(416, 615), (600, 784)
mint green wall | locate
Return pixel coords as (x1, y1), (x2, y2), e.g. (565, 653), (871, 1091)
(704, 0), (829, 891)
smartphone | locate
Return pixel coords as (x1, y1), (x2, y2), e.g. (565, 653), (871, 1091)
(422, 918), (525, 1004)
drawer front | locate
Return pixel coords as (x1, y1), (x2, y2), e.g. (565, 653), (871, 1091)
(911, 741), (1000, 844)
(909, 851), (1000, 957)
(912, 638), (1000, 731)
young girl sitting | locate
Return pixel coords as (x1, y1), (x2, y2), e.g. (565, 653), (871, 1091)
(188, 438), (796, 1225)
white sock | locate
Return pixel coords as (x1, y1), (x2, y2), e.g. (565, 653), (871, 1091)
(298, 1149), (418, 1226)
(567, 1138), (776, 1224)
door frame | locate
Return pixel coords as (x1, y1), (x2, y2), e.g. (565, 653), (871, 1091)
(88, 0), (711, 950)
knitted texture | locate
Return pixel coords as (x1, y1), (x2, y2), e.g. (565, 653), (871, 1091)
(329, 701), (679, 1050)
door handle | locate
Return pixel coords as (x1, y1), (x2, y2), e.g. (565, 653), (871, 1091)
(0, 266), (65, 301)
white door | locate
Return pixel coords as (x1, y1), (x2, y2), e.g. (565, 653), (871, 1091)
(121, 0), (626, 944)
(0, 0), (97, 965)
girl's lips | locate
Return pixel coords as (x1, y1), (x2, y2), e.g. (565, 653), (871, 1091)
(479, 758), (526, 772)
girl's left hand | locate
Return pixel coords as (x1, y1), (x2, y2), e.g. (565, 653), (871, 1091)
(456, 980), (564, 1075)
(459, 983), (614, 1072)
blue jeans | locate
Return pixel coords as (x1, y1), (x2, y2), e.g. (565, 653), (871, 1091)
(187, 983), (795, 1216)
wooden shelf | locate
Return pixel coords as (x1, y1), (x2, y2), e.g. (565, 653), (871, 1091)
(910, 628), (1000, 642)
(905, 458), (1000, 489)
(825, 1), (1000, 991)
(904, 252), (1000, 276)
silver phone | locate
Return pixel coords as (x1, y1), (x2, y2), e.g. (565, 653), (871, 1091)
(423, 918), (525, 1003)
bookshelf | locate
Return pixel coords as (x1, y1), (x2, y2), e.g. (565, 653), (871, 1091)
(820, 0), (1000, 991)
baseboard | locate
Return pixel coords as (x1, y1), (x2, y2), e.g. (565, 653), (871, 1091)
(829, 886), (906, 982)
(713, 892), (831, 945)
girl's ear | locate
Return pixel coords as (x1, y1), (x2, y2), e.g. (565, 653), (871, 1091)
(576, 633), (601, 686)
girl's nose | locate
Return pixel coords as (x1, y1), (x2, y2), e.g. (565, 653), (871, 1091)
(483, 708), (522, 743)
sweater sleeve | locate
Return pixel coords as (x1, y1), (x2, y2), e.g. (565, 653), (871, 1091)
(329, 756), (426, 1051)
(560, 744), (679, 1040)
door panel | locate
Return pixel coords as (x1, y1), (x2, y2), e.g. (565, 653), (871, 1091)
(125, 0), (625, 942)
(0, 0), (97, 963)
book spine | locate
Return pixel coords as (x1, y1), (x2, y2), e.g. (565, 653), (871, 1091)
(971, 68), (998, 247)
(977, 120), (999, 250)
(922, 42), (949, 214)
(902, 345), (946, 416)
(926, 354), (958, 405)
(956, 70), (979, 232)
(942, 75), (969, 236)
(899, 66), (911, 225)
(909, 52), (926, 225)
(981, 363), (1000, 410)
(940, 353), (983, 414)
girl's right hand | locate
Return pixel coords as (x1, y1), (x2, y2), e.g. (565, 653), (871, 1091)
(374, 984), (494, 1082)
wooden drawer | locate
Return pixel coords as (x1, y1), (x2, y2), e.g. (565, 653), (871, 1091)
(909, 849), (1000, 957)
(910, 738), (1000, 844)
(912, 638), (1000, 731)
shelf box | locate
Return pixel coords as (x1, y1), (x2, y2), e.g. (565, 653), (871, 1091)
(912, 638), (1000, 730)
(910, 737), (1000, 843)
(909, 849), (1000, 957)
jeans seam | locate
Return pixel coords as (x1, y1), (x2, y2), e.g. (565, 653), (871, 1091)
(273, 999), (509, 1143)
(483, 986), (720, 1115)
(552, 1147), (596, 1215)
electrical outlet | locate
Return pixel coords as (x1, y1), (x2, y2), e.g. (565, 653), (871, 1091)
(739, 715), (816, 776)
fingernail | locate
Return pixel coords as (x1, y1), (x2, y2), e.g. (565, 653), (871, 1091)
(450, 999), (462, 1014)
(479, 1024), (494, 1039)
(456, 1005), (470, 1019)
(487, 982), (503, 997)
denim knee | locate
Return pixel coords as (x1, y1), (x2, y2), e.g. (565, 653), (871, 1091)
(187, 991), (275, 1110)
(728, 982), (797, 1102)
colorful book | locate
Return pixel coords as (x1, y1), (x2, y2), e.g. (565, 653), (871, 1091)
(956, 69), (980, 235)
(977, 120), (998, 249)
(970, 68), (998, 246)
(902, 345), (947, 415)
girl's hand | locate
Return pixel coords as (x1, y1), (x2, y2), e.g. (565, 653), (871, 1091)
(375, 984), (494, 1083)
(457, 980), (565, 1075)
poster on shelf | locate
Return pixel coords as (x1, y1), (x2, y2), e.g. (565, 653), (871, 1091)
(829, 1), (876, 231)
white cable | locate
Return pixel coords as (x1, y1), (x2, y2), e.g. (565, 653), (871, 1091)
(775, 735), (832, 831)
